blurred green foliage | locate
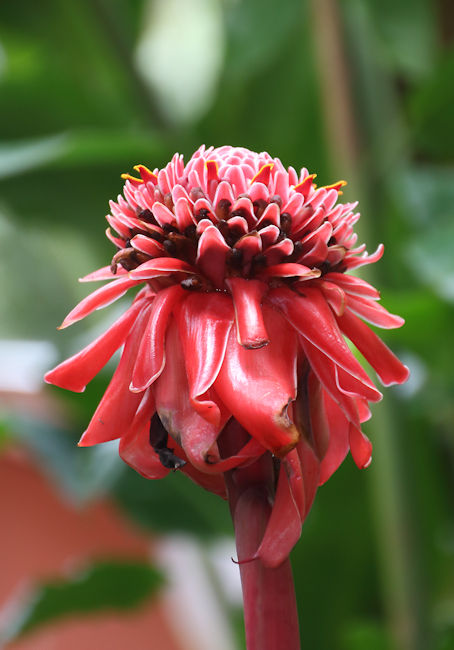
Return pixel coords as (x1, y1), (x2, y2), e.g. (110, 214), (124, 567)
(0, 1), (453, 649)
(1, 560), (164, 643)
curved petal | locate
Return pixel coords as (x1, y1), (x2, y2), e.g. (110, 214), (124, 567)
(196, 226), (230, 289)
(349, 423), (373, 469)
(270, 286), (379, 392)
(325, 272), (380, 300)
(60, 276), (141, 328)
(78, 304), (151, 446)
(319, 391), (350, 484)
(79, 265), (128, 282)
(346, 294), (405, 329)
(226, 278), (269, 349)
(153, 319), (228, 471)
(129, 257), (196, 280)
(296, 437), (320, 518)
(214, 304), (299, 456)
(177, 292), (234, 427)
(298, 338), (359, 424)
(337, 309), (409, 386)
(255, 459), (302, 568)
(131, 284), (185, 391)
(260, 263), (320, 280)
(119, 390), (170, 480)
(45, 298), (145, 392)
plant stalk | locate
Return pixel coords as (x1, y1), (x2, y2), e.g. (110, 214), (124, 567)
(220, 421), (300, 650)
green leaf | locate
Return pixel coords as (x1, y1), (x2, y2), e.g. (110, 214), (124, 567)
(2, 560), (164, 642)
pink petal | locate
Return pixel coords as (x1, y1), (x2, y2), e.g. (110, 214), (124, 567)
(79, 265), (128, 282)
(325, 272), (380, 300)
(226, 278), (269, 349)
(346, 295), (405, 329)
(78, 305), (151, 446)
(152, 202), (176, 227)
(196, 225), (231, 289)
(60, 276), (141, 329)
(45, 298), (145, 392)
(129, 257), (197, 280)
(130, 234), (165, 257)
(131, 284), (184, 391)
(174, 197), (196, 230)
(214, 304), (299, 456)
(319, 281), (346, 316)
(177, 292), (234, 426)
(337, 309), (409, 386)
(260, 263), (321, 279)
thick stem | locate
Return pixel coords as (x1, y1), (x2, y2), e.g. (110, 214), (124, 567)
(220, 421), (300, 650)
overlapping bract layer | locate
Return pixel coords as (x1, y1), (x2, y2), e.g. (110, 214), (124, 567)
(45, 145), (408, 566)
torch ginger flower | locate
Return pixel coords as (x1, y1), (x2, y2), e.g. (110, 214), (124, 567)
(45, 145), (408, 572)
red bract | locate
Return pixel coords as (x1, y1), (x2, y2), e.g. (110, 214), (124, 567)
(45, 145), (408, 567)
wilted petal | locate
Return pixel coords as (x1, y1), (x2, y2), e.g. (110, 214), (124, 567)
(214, 304), (299, 456)
(154, 319), (228, 471)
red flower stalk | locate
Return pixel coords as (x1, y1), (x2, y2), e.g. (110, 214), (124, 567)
(45, 145), (408, 648)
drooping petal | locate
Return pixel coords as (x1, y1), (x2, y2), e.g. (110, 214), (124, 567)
(59, 276), (141, 328)
(226, 278), (269, 349)
(337, 309), (409, 386)
(119, 390), (170, 480)
(153, 319), (228, 472)
(349, 422), (373, 469)
(346, 294), (405, 329)
(319, 391), (350, 484)
(214, 304), (299, 456)
(78, 304), (151, 446)
(270, 286), (379, 392)
(298, 338), (359, 424)
(325, 272), (381, 300)
(177, 292), (234, 427)
(297, 437), (320, 517)
(307, 371), (330, 460)
(45, 298), (145, 392)
(131, 284), (184, 392)
(255, 460), (302, 568)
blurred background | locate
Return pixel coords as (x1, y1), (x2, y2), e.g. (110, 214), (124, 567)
(0, 0), (453, 649)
